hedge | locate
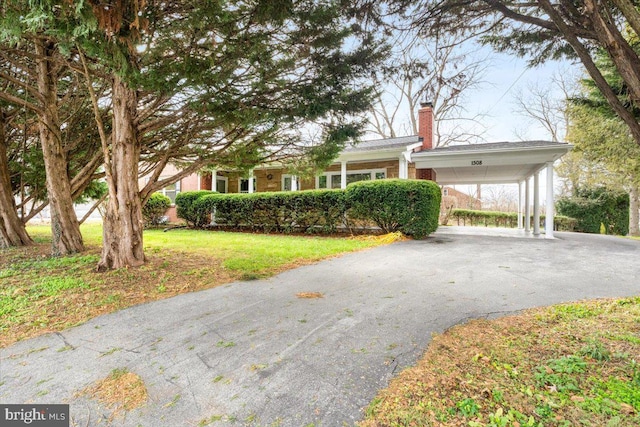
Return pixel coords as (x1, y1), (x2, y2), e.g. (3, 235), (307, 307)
(193, 190), (349, 233)
(175, 190), (216, 228)
(176, 179), (441, 238)
(556, 187), (629, 235)
(450, 209), (577, 231)
(346, 179), (441, 239)
(142, 193), (171, 227)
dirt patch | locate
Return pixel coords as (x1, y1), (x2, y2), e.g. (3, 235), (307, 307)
(295, 292), (324, 299)
(81, 368), (148, 417)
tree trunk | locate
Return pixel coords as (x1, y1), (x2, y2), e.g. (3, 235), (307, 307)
(629, 184), (640, 236)
(0, 110), (33, 248)
(97, 76), (145, 271)
(35, 38), (84, 256)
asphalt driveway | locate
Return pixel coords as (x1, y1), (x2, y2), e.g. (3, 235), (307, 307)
(1, 230), (639, 426)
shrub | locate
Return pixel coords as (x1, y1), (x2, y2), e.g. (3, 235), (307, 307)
(557, 187), (629, 235)
(142, 193), (171, 227)
(175, 190), (215, 228)
(193, 190), (348, 233)
(346, 179), (441, 238)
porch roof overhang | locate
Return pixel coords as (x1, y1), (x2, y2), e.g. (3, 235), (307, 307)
(410, 141), (573, 185)
(336, 135), (422, 163)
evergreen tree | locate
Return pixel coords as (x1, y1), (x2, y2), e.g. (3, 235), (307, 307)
(0, 1), (383, 269)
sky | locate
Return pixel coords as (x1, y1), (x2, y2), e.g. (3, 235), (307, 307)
(470, 53), (575, 142)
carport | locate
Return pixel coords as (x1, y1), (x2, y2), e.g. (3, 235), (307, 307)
(411, 140), (573, 238)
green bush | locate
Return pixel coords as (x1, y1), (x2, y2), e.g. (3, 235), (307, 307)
(142, 193), (171, 226)
(450, 209), (578, 231)
(179, 180), (441, 238)
(194, 190), (348, 233)
(175, 190), (216, 228)
(557, 187), (629, 235)
(346, 179), (441, 238)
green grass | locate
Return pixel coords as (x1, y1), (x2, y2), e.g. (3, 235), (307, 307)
(360, 298), (640, 427)
(142, 228), (375, 276)
(1, 222), (384, 346)
(25, 223), (378, 277)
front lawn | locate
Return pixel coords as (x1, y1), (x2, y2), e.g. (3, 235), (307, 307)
(0, 223), (384, 347)
(360, 298), (640, 427)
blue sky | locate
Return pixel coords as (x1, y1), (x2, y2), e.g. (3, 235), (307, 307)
(466, 52), (578, 142)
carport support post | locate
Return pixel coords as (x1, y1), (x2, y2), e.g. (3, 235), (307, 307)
(212, 169), (217, 192)
(341, 161), (347, 189)
(533, 171), (541, 236)
(524, 178), (531, 233)
(545, 162), (555, 238)
(518, 181), (524, 229)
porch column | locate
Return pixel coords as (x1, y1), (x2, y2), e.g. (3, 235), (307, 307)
(212, 169), (217, 192)
(545, 161), (555, 238)
(340, 161), (347, 189)
(248, 169), (255, 193)
(517, 181), (523, 229)
(524, 178), (531, 233)
(533, 171), (540, 236)
(399, 154), (409, 179)
(291, 175), (298, 191)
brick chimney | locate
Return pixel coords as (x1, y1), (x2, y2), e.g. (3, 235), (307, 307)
(418, 101), (434, 150)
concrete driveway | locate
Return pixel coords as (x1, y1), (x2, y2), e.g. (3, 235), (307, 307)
(1, 230), (639, 426)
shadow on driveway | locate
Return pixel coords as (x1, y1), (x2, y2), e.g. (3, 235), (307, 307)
(1, 231), (638, 426)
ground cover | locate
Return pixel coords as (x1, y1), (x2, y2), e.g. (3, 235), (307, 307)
(360, 298), (640, 427)
(0, 223), (383, 347)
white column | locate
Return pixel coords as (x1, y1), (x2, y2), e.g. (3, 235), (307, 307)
(524, 178), (531, 232)
(517, 181), (523, 229)
(399, 154), (408, 179)
(545, 162), (555, 238)
(291, 175), (298, 191)
(212, 170), (217, 192)
(248, 169), (254, 193)
(340, 161), (347, 189)
(533, 171), (540, 236)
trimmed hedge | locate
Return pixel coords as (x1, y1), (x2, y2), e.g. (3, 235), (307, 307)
(175, 190), (216, 228)
(450, 209), (577, 231)
(142, 193), (171, 226)
(177, 179), (441, 238)
(194, 190), (348, 233)
(346, 179), (441, 239)
(557, 187), (629, 235)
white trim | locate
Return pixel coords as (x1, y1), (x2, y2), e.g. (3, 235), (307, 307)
(281, 174), (299, 192)
(215, 175), (228, 193)
(317, 167), (387, 189)
(340, 162), (347, 190)
(238, 177), (256, 193)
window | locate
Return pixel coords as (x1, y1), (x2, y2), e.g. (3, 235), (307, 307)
(158, 177), (181, 204)
(282, 175), (299, 191)
(239, 177), (256, 193)
(318, 169), (386, 189)
(215, 177), (228, 193)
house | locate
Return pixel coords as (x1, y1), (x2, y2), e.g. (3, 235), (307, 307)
(442, 186), (482, 210)
(153, 103), (573, 238)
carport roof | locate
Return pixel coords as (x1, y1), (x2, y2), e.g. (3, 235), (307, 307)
(411, 140), (573, 185)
